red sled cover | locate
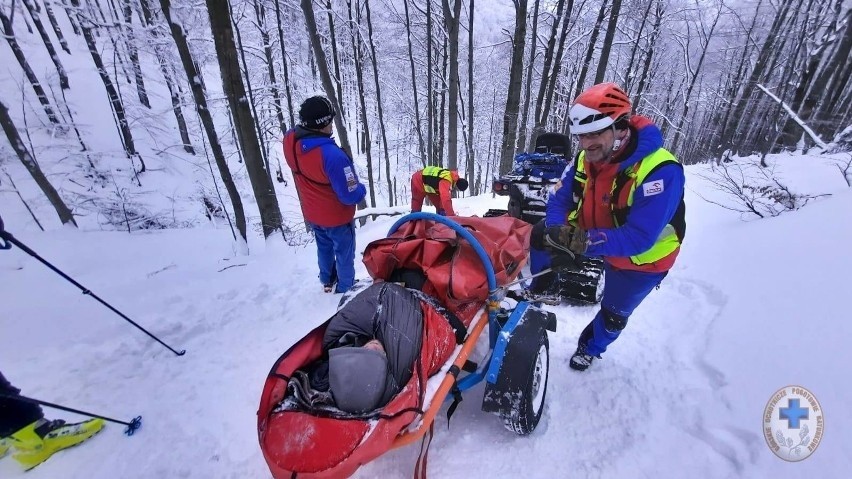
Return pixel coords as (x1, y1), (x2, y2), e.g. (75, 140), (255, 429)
(257, 215), (530, 478)
(362, 215), (531, 323)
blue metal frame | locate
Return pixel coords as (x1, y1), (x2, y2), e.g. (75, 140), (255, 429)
(387, 213), (522, 395)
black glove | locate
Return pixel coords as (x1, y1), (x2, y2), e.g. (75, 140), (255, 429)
(529, 219), (547, 250)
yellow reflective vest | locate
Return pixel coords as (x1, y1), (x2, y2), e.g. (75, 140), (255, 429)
(421, 166), (455, 194)
(567, 148), (684, 266)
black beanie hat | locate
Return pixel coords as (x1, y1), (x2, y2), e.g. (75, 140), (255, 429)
(299, 96), (336, 129)
(456, 178), (469, 192)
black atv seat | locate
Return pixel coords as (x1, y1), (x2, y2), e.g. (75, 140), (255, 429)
(534, 133), (571, 156)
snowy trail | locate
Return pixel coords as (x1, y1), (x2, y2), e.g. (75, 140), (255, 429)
(0, 205), (744, 479)
(357, 272), (732, 478)
(3, 159), (852, 478)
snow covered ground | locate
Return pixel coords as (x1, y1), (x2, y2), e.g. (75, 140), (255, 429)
(2, 152), (851, 478)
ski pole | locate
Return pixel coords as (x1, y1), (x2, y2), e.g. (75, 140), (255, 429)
(0, 226), (186, 356)
(0, 393), (142, 436)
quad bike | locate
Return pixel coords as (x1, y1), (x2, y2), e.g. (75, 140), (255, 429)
(487, 132), (605, 304)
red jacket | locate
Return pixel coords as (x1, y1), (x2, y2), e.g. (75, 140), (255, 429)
(410, 170), (458, 215)
(283, 127), (366, 227)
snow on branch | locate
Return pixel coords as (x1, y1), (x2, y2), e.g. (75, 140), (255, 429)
(756, 84), (828, 150)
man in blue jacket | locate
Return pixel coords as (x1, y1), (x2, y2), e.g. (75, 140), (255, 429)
(283, 96), (366, 293)
(529, 83), (686, 371)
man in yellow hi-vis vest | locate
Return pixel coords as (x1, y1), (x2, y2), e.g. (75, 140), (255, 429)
(529, 82), (686, 372)
(410, 167), (468, 216)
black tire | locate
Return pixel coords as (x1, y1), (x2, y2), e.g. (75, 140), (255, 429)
(502, 329), (549, 435)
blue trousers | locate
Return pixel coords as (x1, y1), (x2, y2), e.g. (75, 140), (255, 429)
(581, 264), (667, 357)
(311, 222), (356, 293)
(529, 247), (552, 291)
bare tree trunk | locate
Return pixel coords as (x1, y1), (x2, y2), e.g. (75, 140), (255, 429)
(712, 1), (762, 151)
(403, 0), (427, 166)
(516, 0), (540, 155)
(623, 0), (654, 94)
(159, 0), (247, 241)
(273, 0), (295, 128)
(254, 1), (286, 136)
(466, 0), (475, 189)
(69, 0), (139, 162)
(0, 11), (61, 125)
(94, 0), (132, 84)
(207, 0), (282, 238)
(541, 0), (572, 136)
(138, 0), (193, 154)
(22, 0), (69, 90)
(3, 168), (45, 231)
(633, 0), (664, 111)
(486, 84), (498, 168)
(43, 0), (71, 53)
(346, 0), (376, 206)
(719, 0), (796, 156)
(121, 0), (150, 108)
(0, 99), (76, 226)
(594, 0), (622, 84)
(821, 10), (852, 110)
(498, 0), (528, 175)
(426, 0), (434, 165)
(436, 34), (448, 167)
(442, 0), (462, 173)
(796, 7), (852, 142)
(573, 1), (607, 98)
(229, 2), (271, 184)
(254, 0), (286, 181)
(529, 0), (569, 149)
(671, 3), (722, 153)
(325, 0), (346, 117)
(364, 0), (393, 206)
(59, 0), (82, 35)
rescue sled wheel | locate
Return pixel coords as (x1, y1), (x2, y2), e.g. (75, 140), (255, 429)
(502, 329), (549, 435)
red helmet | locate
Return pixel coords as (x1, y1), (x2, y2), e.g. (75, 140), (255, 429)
(569, 83), (632, 134)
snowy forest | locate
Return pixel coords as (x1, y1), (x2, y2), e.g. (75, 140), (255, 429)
(1, 0), (851, 244)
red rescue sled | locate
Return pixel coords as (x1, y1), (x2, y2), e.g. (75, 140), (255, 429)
(258, 214), (554, 478)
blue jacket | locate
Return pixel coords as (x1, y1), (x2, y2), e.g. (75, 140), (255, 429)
(545, 118), (684, 259)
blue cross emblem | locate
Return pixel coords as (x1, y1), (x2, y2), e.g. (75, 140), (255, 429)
(779, 399), (809, 429)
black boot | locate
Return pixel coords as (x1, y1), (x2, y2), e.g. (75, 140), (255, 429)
(570, 323), (596, 371)
(569, 344), (595, 371)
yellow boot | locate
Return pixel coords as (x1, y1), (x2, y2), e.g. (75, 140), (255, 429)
(10, 418), (105, 470)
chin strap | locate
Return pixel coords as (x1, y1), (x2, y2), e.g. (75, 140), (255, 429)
(611, 124), (630, 151)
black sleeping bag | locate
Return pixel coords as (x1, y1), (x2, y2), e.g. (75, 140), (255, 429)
(322, 282), (424, 407)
